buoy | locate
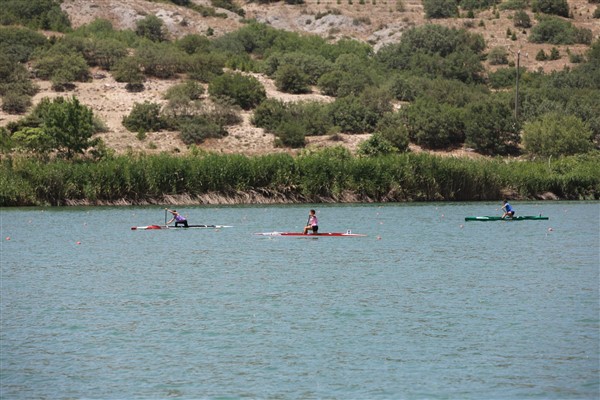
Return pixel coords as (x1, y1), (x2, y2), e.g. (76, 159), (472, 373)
(5, 236), (10, 241)
(377, 235), (382, 240)
(459, 224), (464, 229)
(76, 241), (81, 245)
(547, 227), (553, 232)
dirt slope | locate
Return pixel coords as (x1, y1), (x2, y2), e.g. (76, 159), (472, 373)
(0, 0), (597, 156)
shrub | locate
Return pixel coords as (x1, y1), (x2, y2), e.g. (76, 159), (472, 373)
(135, 15), (168, 42)
(274, 64), (311, 94)
(252, 99), (290, 132)
(549, 47), (560, 60)
(529, 17), (590, 45)
(488, 46), (509, 65)
(185, 53), (225, 82)
(594, 6), (600, 18)
(0, 26), (48, 63)
(111, 56), (145, 91)
(1, 91), (32, 114)
(513, 10), (532, 28)
(81, 38), (128, 70)
(373, 112), (409, 152)
(274, 120), (306, 148)
(179, 117), (227, 145)
(122, 102), (166, 133)
(357, 134), (398, 156)
(2, 0), (71, 32)
(33, 47), (90, 88)
(531, 0), (569, 17)
(464, 96), (520, 155)
(176, 34), (211, 54)
(423, 0), (459, 18)
(536, 49), (548, 60)
(136, 41), (186, 79)
(404, 97), (465, 149)
(208, 72), (266, 110)
(523, 112), (593, 157)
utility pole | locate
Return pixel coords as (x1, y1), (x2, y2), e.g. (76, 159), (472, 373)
(514, 50), (520, 121)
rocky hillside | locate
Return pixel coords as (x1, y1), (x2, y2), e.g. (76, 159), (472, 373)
(2, 0), (598, 156)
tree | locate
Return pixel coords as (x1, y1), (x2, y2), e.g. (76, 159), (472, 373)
(13, 97), (98, 158)
(488, 46), (509, 65)
(112, 56), (145, 92)
(523, 112), (593, 157)
(122, 102), (166, 133)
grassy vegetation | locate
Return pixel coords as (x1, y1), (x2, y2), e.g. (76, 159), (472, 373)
(1, 150), (598, 206)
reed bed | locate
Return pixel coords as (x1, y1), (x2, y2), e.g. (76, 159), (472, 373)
(1, 152), (598, 206)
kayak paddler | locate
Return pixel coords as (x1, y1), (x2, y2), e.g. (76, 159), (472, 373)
(166, 208), (189, 227)
(302, 209), (319, 234)
(500, 200), (515, 219)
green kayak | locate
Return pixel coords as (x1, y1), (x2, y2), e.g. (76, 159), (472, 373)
(465, 215), (549, 221)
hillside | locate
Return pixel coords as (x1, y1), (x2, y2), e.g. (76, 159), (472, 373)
(1, 0), (598, 156)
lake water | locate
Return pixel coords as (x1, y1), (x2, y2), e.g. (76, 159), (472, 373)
(1, 202), (598, 399)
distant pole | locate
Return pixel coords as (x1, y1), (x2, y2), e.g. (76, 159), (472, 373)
(514, 50), (520, 121)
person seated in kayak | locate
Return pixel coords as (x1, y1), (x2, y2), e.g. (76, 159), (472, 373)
(501, 200), (515, 219)
(303, 209), (319, 234)
(166, 208), (189, 227)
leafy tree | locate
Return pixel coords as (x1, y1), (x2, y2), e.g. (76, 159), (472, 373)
(163, 81), (205, 117)
(208, 72), (266, 110)
(549, 47), (560, 60)
(135, 15), (168, 42)
(423, 0), (459, 18)
(594, 6), (600, 18)
(122, 102), (166, 133)
(523, 112), (593, 157)
(513, 10), (532, 28)
(531, 0), (569, 17)
(81, 38), (128, 70)
(464, 96), (519, 155)
(536, 49), (548, 60)
(12, 96), (98, 158)
(185, 53), (225, 82)
(265, 52), (333, 84)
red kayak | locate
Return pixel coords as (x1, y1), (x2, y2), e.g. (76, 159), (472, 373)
(132, 225), (232, 230)
(254, 231), (366, 237)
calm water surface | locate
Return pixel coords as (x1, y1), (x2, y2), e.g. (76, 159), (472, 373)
(1, 202), (598, 399)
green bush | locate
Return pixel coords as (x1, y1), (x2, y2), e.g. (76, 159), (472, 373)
(1, 0), (71, 32)
(176, 34), (211, 54)
(252, 99), (290, 132)
(208, 72), (266, 110)
(179, 116), (227, 145)
(135, 15), (168, 42)
(135, 41), (186, 79)
(1, 91), (32, 114)
(423, 0), (459, 18)
(274, 120), (306, 148)
(531, 0), (569, 17)
(274, 64), (311, 94)
(594, 6), (600, 18)
(523, 112), (593, 157)
(536, 49), (548, 60)
(0, 26), (48, 63)
(373, 112), (410, 152)
(513, 10), (532, 28)
(404, 97), (465, 149)
(488, 46), (509, 65)
(122, 102), (166, 133)
(464, 96), (520, 155)
(33, 46), (90, 88)
(81, 38), (128, 70)
(529, 17), (591, 45)
(111, 56), (145, 91)
(357, 134), (398, 156)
